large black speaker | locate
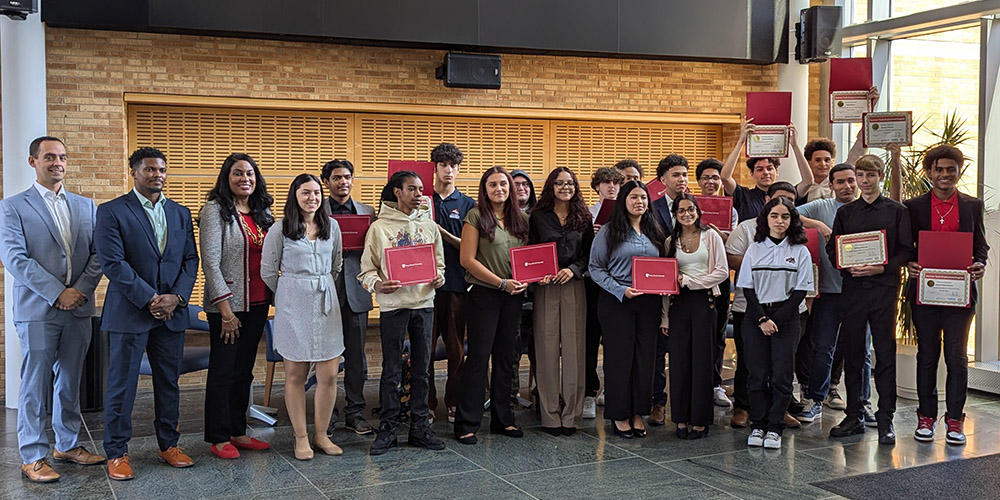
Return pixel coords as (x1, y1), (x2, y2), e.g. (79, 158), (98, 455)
(1, 0), (36, 20)
(436, 53), (501, 90)
(796, 5), (842, 63)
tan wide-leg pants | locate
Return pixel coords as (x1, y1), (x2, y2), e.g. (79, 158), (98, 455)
(533, 279), (587, 428)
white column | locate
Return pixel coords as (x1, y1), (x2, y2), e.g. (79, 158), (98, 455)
(976, 18), (1000, 362)
(776, 0), (811, 185)
(1, 10), (48, 408)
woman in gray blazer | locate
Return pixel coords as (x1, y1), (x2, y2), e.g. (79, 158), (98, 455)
(200, 153), (275, 459)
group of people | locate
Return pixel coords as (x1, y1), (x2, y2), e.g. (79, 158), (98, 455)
(1, 125), (987, 483)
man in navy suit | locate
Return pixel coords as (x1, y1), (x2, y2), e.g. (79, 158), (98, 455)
(95, 147), (199, 480)
(0, 137), (106, 483)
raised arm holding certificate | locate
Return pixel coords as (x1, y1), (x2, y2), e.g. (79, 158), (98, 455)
(829, 57), (873, 123)
(835, 230), (888, 269)
(332, 214), (372, 251)
(694, 196), (733, 231)
(916, 230), (973, 307)
(745, 91), (791, 158)
(862, 112), (912, 148)
(385, 243), (438, 286)
(631, 257), (679, 295)
(509, 242), (558, 284)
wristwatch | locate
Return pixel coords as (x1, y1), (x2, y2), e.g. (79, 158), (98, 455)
(176, 294), (187, 307)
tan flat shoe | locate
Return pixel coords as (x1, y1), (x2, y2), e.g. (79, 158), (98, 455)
(314, 435), (343, 456)
(293, 434), (313, 460)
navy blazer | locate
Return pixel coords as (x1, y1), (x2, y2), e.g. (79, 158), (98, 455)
(95, 191), (199, 333)
(651, 196), (673, 234)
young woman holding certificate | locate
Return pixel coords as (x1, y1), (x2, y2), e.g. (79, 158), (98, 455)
(736, 197), (813, 450)
(261, 174), (344, 460)
(588, 180), (666, 439)
(661, 194), (729, 440)
(454, 167), (530, 444)
(528, 167), (595, 436)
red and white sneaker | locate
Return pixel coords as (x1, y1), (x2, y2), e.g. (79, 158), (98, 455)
(914, 411), (935, 442)
(944, 413), (966, 446)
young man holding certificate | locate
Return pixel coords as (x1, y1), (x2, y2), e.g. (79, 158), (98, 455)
(904, 145), (989, 446)
(721, 118), (801, 222)
(827, 155), (912, 445)
(358, 171), (446, 456)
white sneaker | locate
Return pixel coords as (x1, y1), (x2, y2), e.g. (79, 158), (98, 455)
(825, 388), (847, 411)
(583, 397), (597, 419)
(747, 428), (765, 447)
(713, 386), (732, 407)
(763, 431), (782, 449)
(596, 392), (605, 406)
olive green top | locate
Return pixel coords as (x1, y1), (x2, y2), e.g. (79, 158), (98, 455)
(463, 207), (527, 289)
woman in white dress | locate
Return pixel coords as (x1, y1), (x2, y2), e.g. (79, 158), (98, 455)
(261, 173), (345, 460)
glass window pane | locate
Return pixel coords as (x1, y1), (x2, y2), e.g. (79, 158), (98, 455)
(892, 0), (976, 18)
(853, 0), (868, 25)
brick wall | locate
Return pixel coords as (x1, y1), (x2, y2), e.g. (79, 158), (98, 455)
(0, 27), (779, 398)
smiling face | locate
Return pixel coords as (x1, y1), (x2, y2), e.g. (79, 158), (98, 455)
(393, 176), (424, 214)
(830, 169), (858, 203)
(29, 139), (68, 191)
(750, 160), (777, 189)
(132, 157), (167, 198)
(325, 166), (353, 201)
(809, 150), (833, 183)
(486, 172), (510, 206)
(698, 167), (722, 196)
(767, 202), (791, 239)
(625, 187), (648, 218)
(553, 171), (575, 202)
(927, 158), (961, 194)
(675, 199), (699, 228)
(513, 176), (532, 206)
(296, 180), (322, 217)
(228, 160), (256, 200)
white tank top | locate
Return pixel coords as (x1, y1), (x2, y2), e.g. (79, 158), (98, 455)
(677, 234), (709, 278)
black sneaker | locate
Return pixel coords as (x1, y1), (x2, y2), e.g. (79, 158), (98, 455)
(408, 425), (446, 450)
(369, 428), (398, 456)
(877, 418), (896, 445)
(345, 417), (375, 436)
(829, 416), (865, 438)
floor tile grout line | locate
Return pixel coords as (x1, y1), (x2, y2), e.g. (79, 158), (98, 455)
(501, 455), (639, 478)
(270, 447), (332, 500)
(330, 455), (489, 494)
(82, 414), (120, 500)
(448, 446), (541, 500)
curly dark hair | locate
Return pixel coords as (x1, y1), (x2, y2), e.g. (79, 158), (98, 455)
(665, 193), (709, 258)
(430, 143), (464, 165)
(128, 147), (167, 170)
(614, 158), (644, 178)
(476, 166), (529, 242)
(603, 180), (665, 255)
(281, 173), (330, 241)
(695, 158), (724, 180)
(745, 157), (780, 172)
(753, 197), (807, 244)
(533, 167), (592, 233)
(922, 144), (965, 171)
(804, 137), (836, 161)
(205, 153), (275, 230)
(590, 167), (625, 192)
(656, 155), (688, 180)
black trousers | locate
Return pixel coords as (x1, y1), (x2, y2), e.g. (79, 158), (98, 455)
(713, 279), (732, 387)
(913, 304), (975, 419)
(794, 310), (812, 397)
(428, 291), (467, 411)
(668, 288), (717, 427)
(378, 308), (433, 430)
(340, 305), (369, 420)
(598, 290), (659, 421)
(731, 311), (750, 411)
(839, 281), (897, 422)
(745, 310), (804, 434)
(454, 285), (523, 435)
(204, 304), (269, 443)
(584, 278), (604, 397)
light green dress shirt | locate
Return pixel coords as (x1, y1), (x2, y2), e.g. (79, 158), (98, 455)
(133, 187), (167, 253)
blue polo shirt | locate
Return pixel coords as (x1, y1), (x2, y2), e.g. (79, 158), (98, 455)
(434, 188), (476, 293)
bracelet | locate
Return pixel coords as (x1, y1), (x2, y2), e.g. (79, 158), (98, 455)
(498, 279), (507, 291)
(222, 316), (237, 324)
(758, 316), (770, 325)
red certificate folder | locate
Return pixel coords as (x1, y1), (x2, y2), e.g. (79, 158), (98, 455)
(631, 257), (679, 295)
(746, 91), (792, 126)
(804, 228), (821, 264)
(331, 214), (371, 251)
(694, 196), (733, 231)
(509, 242), (558, 284)
(594, 199), (615, 225)
(384, 243), (437, 286)
(388, 160), (435, 196)
(829, 57), (873, 92)
(918, 230), (973, 270)
(646, 179), (667, 202)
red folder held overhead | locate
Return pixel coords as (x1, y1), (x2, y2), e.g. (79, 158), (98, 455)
(331, 214), (372, 251)
(388, 160), (435, 196)
(746, 91), (792, 126)
(594, 199), (615, 225)
(509, 242), (559, 284)
(694, 196), (733, 231)
(631, 257), (680, 295)
(829, 57), (873, 92)
(646, 179), (667, 202)
(918, 230), (973, 270)
(384, 243), (438, 286)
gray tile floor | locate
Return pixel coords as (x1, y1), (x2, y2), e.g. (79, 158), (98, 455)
(3, 375), (1000, 500)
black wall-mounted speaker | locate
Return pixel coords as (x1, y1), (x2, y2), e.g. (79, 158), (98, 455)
(796, 5), (842, 63)
(436, 53), (501, 90)
(1, 0), (37, 20)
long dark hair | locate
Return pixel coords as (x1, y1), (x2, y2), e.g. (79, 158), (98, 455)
(281, 173), (331, 240)
(666, 193), (709, 258)
(379, 170), (420, 212)
(604, 180), (665, 255)
(476, 166), (529, 242)
(205, 153), (275, 229)
(753, 197), (807, 244)
(533, 167), (591, 232)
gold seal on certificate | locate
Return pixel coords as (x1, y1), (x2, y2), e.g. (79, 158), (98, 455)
(835, 230), (888, 269)
(917, 268), (971, 308)
(830, 90), (871, 123)
(745, 125), (788, 158)
(862, 111), (912, 148)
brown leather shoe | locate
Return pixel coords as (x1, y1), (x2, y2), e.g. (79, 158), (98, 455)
(648, 404), (666, 426)
(783, 412), (802, 428)
(21, 459), (60, 483)
(157, 446), (194, 468)
(54, 446), (106, 465)
(107, 454), (134, 481)
(730, 407), (749, 428)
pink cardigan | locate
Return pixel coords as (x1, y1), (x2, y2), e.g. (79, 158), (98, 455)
(660, 228), (730, 330)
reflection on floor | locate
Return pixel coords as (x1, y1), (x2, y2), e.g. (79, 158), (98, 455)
(3, 371), (1000, 499)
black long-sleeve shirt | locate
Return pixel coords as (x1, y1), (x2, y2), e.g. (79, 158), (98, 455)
(826, 194), (913, 289)
(528, 208), (594, 279)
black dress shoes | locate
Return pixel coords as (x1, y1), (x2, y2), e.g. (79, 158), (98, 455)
(490, 426), (524, 438)
(561, 427), (577, 436)
(686, 427), (709, 440)
(675, 426), (689, 439)
(542, 427), (562, 437)
(829, 417), (866, 438)
(877, 419), (896, 445)
(612, 424), (633, 439)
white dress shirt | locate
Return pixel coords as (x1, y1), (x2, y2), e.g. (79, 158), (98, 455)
(33, 182), (73, 284)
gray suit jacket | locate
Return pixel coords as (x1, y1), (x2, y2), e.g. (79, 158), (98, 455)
(199, 199), (274, 313)
(323, 197), (375, 313)
(0, 186), (102, 321)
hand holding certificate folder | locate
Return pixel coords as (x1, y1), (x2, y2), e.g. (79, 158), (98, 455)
(916, 230), (973, 308)
(829, 58), (874, 123)
(631, 257), (679, 295)
(384, 243), (438, 286)
(694, 196), (733, 231)
(332, 214), (372, 251)
(509, 242), (558, 284)
(745, 92), (792, 158)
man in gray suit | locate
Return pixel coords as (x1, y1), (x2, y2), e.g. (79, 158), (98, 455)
(322, 159), (376, 435)
(0, 136), (106, 483)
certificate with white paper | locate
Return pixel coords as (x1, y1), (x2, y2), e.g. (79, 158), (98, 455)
(917, 268), (971, 308)
(862, 112), (912, 148)
(746, 125), (789, 158)
(830, 91), (871, 123)
(835, 230), (888, 269)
